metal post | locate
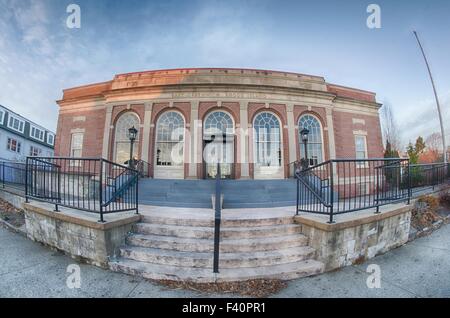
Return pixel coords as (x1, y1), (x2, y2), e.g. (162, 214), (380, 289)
(129, 140), (135, 170)
(375, 164), (380, 213)
(407, 160), (412, 205)
(98, 159), (105, 223)
(296, 177), (299, 216)
(135, 171), (139, 215)
(2, 162), (4, 188)
(413, 31), (447, 165)
(25, 157), (29, 203)
(303, 139), (309, 170)
(328, 162), (335, 224)
(54, 164), (60, 212)
(213, 163), (221, 273)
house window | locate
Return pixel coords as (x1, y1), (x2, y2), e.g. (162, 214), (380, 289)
(29, 146), (42, 156)
(47, 133), (55, 145)
(8, 115), (25, 133)
(355, 135), (368, 166)
(30, 126), (45, 141)
(70, 133), (84, 157)
(7, 138), (21, 153)
(0, 110), (4, 124)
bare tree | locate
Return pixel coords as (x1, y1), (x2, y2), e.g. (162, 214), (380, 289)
(425, 132), (443, 151)
(380, 102), (401, 151)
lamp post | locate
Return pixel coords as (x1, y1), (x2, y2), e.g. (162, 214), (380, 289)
(127, 126), (138, 169)
(300, 128), (310, 170)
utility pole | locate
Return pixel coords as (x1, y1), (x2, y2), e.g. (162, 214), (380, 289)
(413, 31), (447, 164)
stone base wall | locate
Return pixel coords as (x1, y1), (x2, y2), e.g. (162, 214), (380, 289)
(295, 206), (412, 271)
(23, 203), (140, 268)
(0, 188), (25, 209)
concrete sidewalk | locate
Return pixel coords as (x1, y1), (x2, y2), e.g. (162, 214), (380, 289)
(1, 223), (450, 298)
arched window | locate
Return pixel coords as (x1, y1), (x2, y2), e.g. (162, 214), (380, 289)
(299, 114), (323, 166)
(114, 112), (140, 164)
(155, 111), (185, 166)
(253, 112), (281, 167)
(204, 111), (234, 135)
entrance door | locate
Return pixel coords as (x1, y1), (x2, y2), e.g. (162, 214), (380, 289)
(203, 134), (234, 179)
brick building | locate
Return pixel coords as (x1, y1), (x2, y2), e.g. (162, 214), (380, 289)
(55, 68), (383, 179)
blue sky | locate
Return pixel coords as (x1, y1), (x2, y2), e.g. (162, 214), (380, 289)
(0, 0), (449, 148)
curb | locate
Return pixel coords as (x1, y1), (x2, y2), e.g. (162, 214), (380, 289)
(0, 218), (27, 237)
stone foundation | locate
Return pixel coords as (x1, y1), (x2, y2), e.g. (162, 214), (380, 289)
(294, 205), (412, 271)
(23, 202), (141, 267)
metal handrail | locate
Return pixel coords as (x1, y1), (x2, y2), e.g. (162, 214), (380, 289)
(213, 163), (221, 273)
(25, 157), (139, 222)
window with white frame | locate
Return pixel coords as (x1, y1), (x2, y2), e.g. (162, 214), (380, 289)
(0, 110), (4, 124)
(7, 137), (21, 153)
(299, 114), (324, 166)
(70, 133), (84, 157)
(155, 111), (184, 167)
(47, 133), (55, 145)
(29, 145), (42, 156)
(8, 115), (25, 133)
(355, 135), (368, 166)
(30, 126), (45, 141)
(114, 112), (140, 164)
(253, 112), (282, 167)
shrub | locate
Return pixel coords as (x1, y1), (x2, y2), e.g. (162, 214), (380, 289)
(439, 190), (450, 208)
(417, 195), (439, 211)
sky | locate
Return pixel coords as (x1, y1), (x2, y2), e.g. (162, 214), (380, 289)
(0, 0), (449, 149)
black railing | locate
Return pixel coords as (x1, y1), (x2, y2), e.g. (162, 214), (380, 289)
(25, 157), (139, 222)
(296, 158), (412, 223)
(135, 159), (152, 178)
(409, 163), (448, 191)
(0, 161), (26, 190)
(213, 163), (222, 273)
(296, 159), (450, 223)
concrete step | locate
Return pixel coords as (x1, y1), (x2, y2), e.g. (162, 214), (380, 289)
(127, 233), (309, 252)
(109, 258), (325, 282)
(119, 245), (316, 269)
(133, 223), (302, 239)
(140, 214), (295, 227)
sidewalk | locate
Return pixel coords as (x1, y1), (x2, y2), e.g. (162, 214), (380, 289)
(1, 223), (450, 298)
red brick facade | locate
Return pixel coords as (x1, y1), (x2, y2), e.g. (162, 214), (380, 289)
(55, 68), (383, 179)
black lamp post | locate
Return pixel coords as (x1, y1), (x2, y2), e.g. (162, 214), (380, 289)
(127, 126), (138, 169)
(300, 128), (310, 170)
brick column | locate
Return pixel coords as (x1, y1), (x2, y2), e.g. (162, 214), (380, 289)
(326, 108), (336, 160)
(239, 102), (250, 178)
(286, 103), (297, 176)
(101, 104), (113, 159)
(141, 102), (153, 163)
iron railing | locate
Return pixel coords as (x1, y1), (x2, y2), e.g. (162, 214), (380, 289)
(0, 161), (26, 190)
(296, 158), (412, 223)
(213, 163), (222, 273)
(135, 159), (152, 178)
(409, 163), (448, 191)
(25, 157), (139, 222)
(296, 159), (450, 223)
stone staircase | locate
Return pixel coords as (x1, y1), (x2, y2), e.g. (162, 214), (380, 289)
(109, 212), (324, 282)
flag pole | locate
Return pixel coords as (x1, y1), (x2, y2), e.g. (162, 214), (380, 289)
(413, 30), (447, 164)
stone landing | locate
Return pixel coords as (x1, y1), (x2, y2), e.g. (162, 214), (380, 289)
(109, 207), (325, 282)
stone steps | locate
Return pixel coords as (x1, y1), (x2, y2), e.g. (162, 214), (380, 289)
(133, 223), (303, 239)
(110, 213), (325, 282)
(109, 258), (325, 283)
(126, 233), (309, 253)
(140, 214), (295, 227)
(119, 245), (316, 269)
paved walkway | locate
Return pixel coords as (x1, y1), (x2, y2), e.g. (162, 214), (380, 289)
(1, 223), (450, 298)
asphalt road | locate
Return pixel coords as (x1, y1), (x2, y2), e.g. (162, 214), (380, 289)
(1, 223), (449, 298)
